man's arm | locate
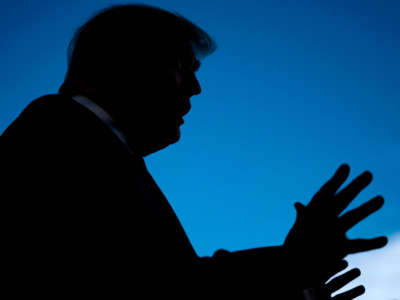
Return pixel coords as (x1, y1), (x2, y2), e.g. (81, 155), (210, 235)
(197, 164), (387, 297)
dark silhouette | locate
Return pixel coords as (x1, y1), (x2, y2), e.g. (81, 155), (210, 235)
(1, 4), (387, 298)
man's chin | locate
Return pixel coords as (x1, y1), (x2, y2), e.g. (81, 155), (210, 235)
(141, 127), (181, 156)
(162, 127), (181, 147)
(170, 126), (181, 142)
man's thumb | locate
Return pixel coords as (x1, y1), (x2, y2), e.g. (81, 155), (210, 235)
(294, 202), (306, 215)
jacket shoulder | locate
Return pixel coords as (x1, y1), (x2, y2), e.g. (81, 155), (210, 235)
(1, 93), (134, 164)
(2, 93), (116, 143)
(2, 94), (80, 137)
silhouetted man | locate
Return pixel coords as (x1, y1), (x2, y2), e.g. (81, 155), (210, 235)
(1, 4), (387, 298)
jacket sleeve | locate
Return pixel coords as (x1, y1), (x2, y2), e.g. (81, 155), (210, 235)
(197, 246), (306, 298)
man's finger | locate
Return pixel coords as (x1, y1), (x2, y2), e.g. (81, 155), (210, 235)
(308, 164), (350, 209)
(340, 196), (384, 232)
(330, 260), (349, 277)
(332, 285), (365, 300)
(294, 202), (306, 214)
(346, 237), (388, 254)
(333, 171), (373, 215)
(312, 260), (349, 285)
(326, 268), (361, 295)
(320, 260), (348, 284)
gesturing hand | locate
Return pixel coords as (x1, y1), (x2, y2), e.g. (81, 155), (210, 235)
(303, 264), (366, 300)
(284, 164), (388, 286)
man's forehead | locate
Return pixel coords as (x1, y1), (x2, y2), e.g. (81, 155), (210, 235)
(178, 40), (201, 70)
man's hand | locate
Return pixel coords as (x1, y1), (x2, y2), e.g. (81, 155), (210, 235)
(303, 263), (366, 300)
(284, 164), (388, 285)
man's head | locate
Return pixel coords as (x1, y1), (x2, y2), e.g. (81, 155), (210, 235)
(59, 4), (216, 156)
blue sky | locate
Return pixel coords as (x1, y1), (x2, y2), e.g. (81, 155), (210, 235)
(1, 0), (399, 295)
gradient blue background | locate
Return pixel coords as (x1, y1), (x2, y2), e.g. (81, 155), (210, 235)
(1, 0), (398, 260)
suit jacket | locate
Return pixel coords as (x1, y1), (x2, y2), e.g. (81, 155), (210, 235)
(1, 93), (297, 298)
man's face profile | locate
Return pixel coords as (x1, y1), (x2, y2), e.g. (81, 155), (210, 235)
(113, 41), (202, 156)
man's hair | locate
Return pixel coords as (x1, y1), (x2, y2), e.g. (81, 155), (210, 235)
(58, 4), (217, 96)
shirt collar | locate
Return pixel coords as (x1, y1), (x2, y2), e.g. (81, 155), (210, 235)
(71, 94), (135, 156)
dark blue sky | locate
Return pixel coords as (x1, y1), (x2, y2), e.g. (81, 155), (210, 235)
(1, 0), (398, 260)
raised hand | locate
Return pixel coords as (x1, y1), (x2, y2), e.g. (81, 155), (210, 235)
(324, 268), (365, 300)
(284, 164), (387, 286)
(303, 264), (365, 300)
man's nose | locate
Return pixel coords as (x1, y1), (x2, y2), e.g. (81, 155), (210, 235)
(190, 74), (201, 96)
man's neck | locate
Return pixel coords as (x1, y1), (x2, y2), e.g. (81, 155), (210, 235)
(76, 91), (160, 157)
